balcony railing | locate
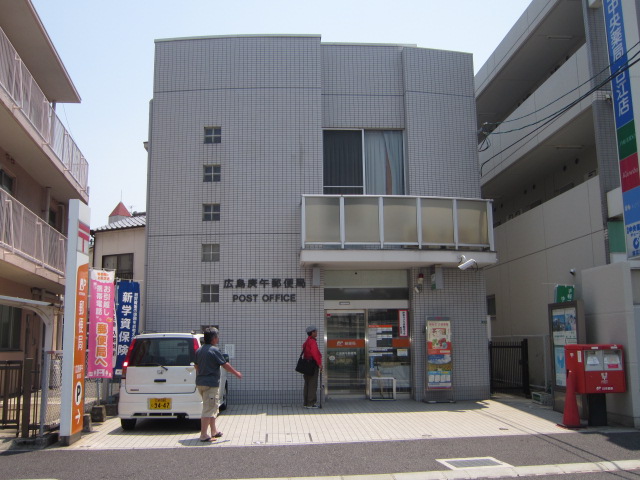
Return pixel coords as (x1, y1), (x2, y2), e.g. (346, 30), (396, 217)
(0, 189), (66, 276)
(0, 27), (88, 192)
(302, 195), (494, 251)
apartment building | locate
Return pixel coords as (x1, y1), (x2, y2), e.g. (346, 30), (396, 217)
(476, 0), (640, 426)
(0, 1), (89, 368)
(146, 35), (497, 404)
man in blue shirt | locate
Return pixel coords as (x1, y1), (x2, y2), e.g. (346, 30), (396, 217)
(195, 327), (242, 442)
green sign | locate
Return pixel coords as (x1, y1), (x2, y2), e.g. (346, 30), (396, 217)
(617, 120), (637, 159)
(554, 285), (575, 303)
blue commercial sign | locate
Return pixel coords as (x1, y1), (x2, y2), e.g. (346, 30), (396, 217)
(604, 0), (640, 259)
(114, 281), (140, 376)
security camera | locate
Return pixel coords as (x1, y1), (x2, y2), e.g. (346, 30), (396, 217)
(569, 269), (576, 275)
(458, 255), (477, 270)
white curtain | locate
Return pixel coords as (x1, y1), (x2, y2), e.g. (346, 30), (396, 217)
(364, 131), (404, 195)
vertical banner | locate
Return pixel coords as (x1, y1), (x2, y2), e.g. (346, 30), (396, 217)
(114, 281), (140, 376)
(87, 269), (115, 378)
(426, 317), (452, 390)
(60, 200), (90, 445)
(550, 305), (578, 387)
(603, 0), (640, 258)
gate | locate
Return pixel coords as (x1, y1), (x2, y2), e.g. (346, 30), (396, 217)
(489, 339), (531, 397)
(0, 360), (23, 429)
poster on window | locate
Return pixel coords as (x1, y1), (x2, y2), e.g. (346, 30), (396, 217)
(87, 269), (115, 378)
(549, 302), (580, 389)
(114, 281), (140, 376)
(426, 317), (452, 390)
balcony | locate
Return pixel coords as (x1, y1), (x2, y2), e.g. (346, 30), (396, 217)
(0, 188), (66, 290)
(0, 26), (88, 200)
(300, 195), (497, 269)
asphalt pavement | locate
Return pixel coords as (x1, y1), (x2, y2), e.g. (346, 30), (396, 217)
(1, 394), (640, 480)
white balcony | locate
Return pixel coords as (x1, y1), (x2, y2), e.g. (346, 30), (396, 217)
(300, 195), (497, 269)
(0, 188), (66, 290)
(0, 26), (88, 200)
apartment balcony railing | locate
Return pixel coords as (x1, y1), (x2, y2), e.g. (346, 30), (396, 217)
(301, 195), (494, 251)
(0, 27), (88, 192)
(0, 189), (66, 276)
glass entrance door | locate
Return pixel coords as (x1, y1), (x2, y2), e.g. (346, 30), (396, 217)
(325, 310), (366, 395)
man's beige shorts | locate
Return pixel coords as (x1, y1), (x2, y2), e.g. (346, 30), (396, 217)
(197, 385), (220, 418)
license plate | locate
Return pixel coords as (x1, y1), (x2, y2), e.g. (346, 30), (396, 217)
(149, 398), (172, 410)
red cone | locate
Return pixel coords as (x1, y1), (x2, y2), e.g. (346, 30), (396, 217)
(561, 369), (581, 428)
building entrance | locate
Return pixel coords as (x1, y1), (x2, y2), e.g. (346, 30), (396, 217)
(325, 309), (411, 397)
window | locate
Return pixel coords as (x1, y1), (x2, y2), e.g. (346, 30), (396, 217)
(204, 127), (221, 144)
(202, 243), (220, 262)
(201, 284), (219, 303)
(102, 253), (134, 280)
(203, 165), (221, 182)
(0, 305), (21, 350)
(0, 169), (14, 195)
(487, 295), (496, 321)
(323, 130), (404, 195)
(202, 204), (220, 221)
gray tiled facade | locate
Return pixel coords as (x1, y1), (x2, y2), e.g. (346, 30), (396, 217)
(146, 35), (489, 404)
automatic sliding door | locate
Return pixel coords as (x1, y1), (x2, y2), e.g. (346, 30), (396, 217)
(325, 310), (366, 395)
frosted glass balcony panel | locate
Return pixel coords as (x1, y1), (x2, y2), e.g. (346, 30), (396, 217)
(384, 197), (417, 243)
(421, 199), (455, 244)
(305, 197), (341, 243)
(344, 197), (379, 243)
(457, 200), (488, 244)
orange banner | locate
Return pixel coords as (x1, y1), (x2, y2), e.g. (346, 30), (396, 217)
(71, 263), (89, 436)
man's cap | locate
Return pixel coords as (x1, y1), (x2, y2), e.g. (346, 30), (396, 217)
(306, 325), (317, 334)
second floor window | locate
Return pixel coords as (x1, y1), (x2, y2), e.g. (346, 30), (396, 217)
(202, 204), (220, 221)
(204, 127), (221, 144)
(201, 284), (219, 303)
(323, 130), (404, 195)
(102, 253), (134, 280)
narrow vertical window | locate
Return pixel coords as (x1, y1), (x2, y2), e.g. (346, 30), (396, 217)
(202, 204), (220, 221)
(204, 127), (222, 144)
(201, 284), (219, 303)
(202, 244), (220, 262)
(203, 165), (221, 182)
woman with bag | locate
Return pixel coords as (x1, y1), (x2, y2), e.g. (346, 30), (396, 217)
(302, 325), (322, 408)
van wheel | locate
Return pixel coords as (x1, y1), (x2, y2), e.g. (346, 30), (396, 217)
(121, 418), (136, 431)
(219, 384), (228, 411)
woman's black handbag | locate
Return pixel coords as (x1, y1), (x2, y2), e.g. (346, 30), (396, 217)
(295, 351), (315, 375)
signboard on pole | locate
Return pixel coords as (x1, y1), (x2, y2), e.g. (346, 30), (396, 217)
(87, 269), (115, 378)
(114, 281), (140, 376)
(60, 200), (90, 446)
(426, 317), (452, 390)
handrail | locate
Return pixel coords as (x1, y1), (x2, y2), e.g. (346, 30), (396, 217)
(0, 27), (88, 192)
(302, 194), (494, 251)
(0, 189), (66, 275)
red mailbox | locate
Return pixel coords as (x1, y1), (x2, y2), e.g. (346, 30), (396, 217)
(565, 344), (626, 394)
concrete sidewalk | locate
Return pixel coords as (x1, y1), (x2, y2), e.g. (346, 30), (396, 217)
(35, 394), (633, 451)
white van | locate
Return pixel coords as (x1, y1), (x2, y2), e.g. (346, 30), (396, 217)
(118, 332), (228, 430)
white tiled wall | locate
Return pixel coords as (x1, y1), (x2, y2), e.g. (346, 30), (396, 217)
(147, 35), (489, 403)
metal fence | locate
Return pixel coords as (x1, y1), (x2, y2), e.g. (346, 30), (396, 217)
(489, 339), (531, 397)
(0, 353), (101, 438)
(0, 360), (22, 429)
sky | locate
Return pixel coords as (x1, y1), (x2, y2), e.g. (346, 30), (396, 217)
(31, 0), (531, 228)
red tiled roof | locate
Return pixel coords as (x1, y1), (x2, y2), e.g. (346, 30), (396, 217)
(109, 202), (131, 218)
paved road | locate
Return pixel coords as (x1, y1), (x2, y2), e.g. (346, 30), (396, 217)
(2, 430), (640, 479)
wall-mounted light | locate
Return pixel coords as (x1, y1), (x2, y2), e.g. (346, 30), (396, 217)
(458, 255), (478, 271)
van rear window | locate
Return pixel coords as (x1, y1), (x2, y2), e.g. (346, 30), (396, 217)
(129, 338), (195, 367)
